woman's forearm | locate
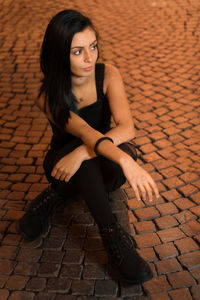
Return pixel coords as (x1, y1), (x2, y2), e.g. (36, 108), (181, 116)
(77, 125), (132, 166)
(104, 123), (135, 146)
(65, 115), (159, 202)
(75, 123), (135, 162)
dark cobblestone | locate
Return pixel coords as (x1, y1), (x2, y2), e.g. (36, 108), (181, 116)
(120, 283), (143, 297)
(95, 280), (118, 297)
(47, 278), (72, 293)
(60, 264), (83, 279)
(82, 264), (105, 280)
(26, 277), (46, 292)
(38, 263), (61, 278)
(71, 279), (95, 296)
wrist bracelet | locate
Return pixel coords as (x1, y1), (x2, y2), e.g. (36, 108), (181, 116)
(94, 137), (114, 156)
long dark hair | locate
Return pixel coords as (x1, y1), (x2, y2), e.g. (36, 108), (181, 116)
(38, 9), (98, 131)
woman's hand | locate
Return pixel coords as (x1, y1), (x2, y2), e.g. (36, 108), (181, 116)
(120, 156), (159, 202)
(51, 148), (84, 182)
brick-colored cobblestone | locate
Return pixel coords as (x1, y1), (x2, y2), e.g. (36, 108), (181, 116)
(178, 251), (200, 270)
(0, 260), (16, 276)
(138, 247), (157, 262)
(0, 246), (18, 260)
(167, 270), (196, 288)
(180, 220), (200, 237)
(1, 0), (200, 298)
(14, 262), (39, 276)
(158, 227), (186, 243)
(174, 237), (199, 254)
(154, 215), (178, 229)
(168, 288), (193, 300)
(134, 220), (156, 233)
(143, 275), (171, 295)
(156, 202), (179, 216)
(155, 257), (182, 275)
(134, 207), (160, 221)
(135, 232), (161, 248)
(191, 285), (200, 300)
(150, 292), (170, 300)
(8, 291), (35, 300)
(5, 275), (29, 290)
(0, 289), (9, 300)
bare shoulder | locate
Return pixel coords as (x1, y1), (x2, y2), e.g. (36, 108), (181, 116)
(103, 63), (123, 93)
(104, 63), (121, 80)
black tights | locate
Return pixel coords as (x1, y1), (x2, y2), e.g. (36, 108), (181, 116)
(44, 140), (126, 228)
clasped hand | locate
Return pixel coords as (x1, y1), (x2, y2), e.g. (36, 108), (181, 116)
(51, 149), (83, 182)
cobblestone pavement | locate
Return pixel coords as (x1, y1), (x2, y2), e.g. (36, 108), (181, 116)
(0, 0), (200, 299)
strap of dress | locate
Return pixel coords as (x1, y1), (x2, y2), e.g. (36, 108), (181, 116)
(95, 63), (105, 99)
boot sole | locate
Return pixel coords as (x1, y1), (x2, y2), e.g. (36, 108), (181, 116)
(122, 269), (153, 284)
(107, 259), (153, 284)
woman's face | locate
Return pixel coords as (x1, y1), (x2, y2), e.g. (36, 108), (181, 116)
(70, 27), (98, 77)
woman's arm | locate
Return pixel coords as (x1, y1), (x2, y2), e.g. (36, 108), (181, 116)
(103, 64), (136, 145)
(62, 111), (159, 202)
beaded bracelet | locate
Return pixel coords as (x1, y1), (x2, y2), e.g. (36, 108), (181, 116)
(94, 137), (114, 156)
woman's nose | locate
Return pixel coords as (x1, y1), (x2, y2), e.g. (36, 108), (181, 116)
(84, 50), (92, 62)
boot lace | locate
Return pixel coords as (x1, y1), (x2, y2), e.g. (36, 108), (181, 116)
(27, 185), (61, 219)
(101, 223), (136, 266)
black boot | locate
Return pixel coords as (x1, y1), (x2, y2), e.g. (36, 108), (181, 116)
(99, 222), (153, 283)
(16, 185), (64, 241)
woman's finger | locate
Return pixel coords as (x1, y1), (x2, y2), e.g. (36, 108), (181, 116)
(60, 172), (67, 181)
(148, 177), (159, 199)
(64, 173), (71, 182)
(54, 172), (61, 180)
(51, 166), (58, 177)
(54, 169), (64, 180)
(143, 181), (153, 202)
(132, 182), (142, 202)
(137, 183), (147, 201)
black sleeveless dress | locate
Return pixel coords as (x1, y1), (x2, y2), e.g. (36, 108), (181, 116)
(43, 63), (112, 183)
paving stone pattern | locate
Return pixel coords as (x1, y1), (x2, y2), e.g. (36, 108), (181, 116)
(0, 0), (200, 299)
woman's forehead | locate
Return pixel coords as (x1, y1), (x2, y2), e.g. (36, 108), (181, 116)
(71, 27), (97, 48)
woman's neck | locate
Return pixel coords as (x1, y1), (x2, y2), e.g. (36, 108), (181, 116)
(71, 70), (95, 88)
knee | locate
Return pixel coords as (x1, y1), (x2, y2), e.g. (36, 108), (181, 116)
(76, 157), (99, 175)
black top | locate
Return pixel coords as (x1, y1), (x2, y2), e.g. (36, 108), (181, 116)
(49, 63), (111, 150)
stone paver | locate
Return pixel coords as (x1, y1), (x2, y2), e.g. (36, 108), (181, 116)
(0, 0), (200, 299)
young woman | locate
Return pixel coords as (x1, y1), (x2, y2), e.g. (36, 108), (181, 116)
(16, 10), (159, 283)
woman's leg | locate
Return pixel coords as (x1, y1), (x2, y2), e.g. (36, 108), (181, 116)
(68, 158), (116, 228)
(97, 141), (138, 193)
(16, 138), (120, 240)
(98, 156), (126, 192)
(16, 140), (137, 241)
(54, 141), (138, 227)
(16, 140), (152, 283)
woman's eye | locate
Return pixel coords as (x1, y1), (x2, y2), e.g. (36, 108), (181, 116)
(74, 50), (81, 55)
(91, 44), (97, 50)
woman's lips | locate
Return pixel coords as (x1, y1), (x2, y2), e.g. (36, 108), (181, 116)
(83, 66), (92, 71)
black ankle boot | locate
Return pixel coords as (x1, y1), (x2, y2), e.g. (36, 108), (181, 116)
(16, 185), (64, 241)
(99, 222), (153, 283)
